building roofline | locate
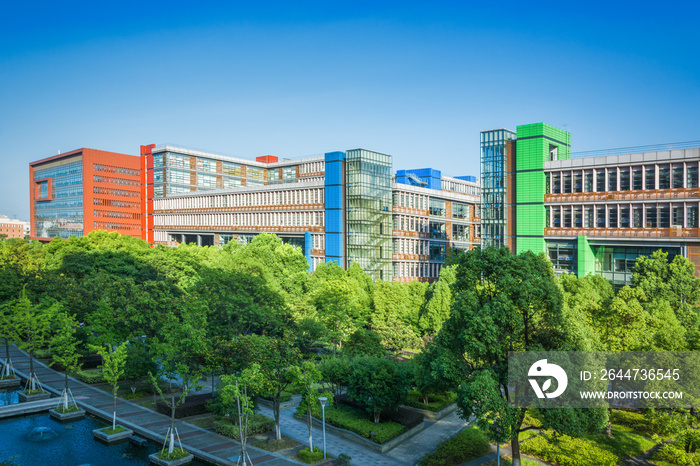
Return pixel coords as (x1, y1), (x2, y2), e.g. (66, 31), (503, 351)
(29, 148), (84, 166)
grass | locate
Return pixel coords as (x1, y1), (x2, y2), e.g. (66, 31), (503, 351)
(482, 457), (546, 466)
(583, 429), (656, 458)
(405, 390), (457, 412)
(418, 425), (491, 466)
(23, 389), (45, 396)
(156, 448), (190, 461)
(122, 390), (150, 400)
(186, 416), (215, 430)
(138, 400), (157, 410)
(101, 426), (126, 435)
(301, 402), (407, 444)
(54, 405), (81, 414)
(252, 436), (301, 452)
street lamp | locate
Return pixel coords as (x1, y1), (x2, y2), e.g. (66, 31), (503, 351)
(318, 397), (328, 459)
(139, 335), (147, 349)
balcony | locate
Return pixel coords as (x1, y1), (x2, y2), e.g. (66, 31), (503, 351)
(545, 187), (700, 204)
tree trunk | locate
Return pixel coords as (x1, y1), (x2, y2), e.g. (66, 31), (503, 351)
(113, 390), (117, 430)
(511, 433), (521, 466)
(29, 352), (35, 391)
(64, 373), (69, 410)
(308, 406), (313, 452)
(4, 338), (9, 376)
(169, 396), (176, 454)
(274, 397), (282, 440)
(374, 411), (381, 423)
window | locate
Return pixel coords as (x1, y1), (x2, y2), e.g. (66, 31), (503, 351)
(672, 204), (684, 226)
(552, 207), (561, 227)
(563, 172), (572, 193)
(673, 164), (684, 189)
(608, 169), (617, 191)
(597, 206), (606, 227)
(620, 206), (630, 228)
(574, 171), (582, 193)
(452, 202), (469, 220)
(429, 221), (446, 239)
(646, 205), (657, 228)
(688, 165), (699, 188)
(429, 199), (446, 217)
(584, 171), (593, 192)
(552, 173), (561, 194)
(620, 168), (630, 191)
(585, 206), (594, 227)
(688, 206), (698, 228)
(563, 207), (572, 228)
(646, 166), (655, 190)
(659, 204), (670, 228)
(659, 166), (670, 189)
(223, 162), (241, 176)
(596, 171), (605, 192)
(608, 205), (618, 228)
(574, 206), (583, 227)
(632, 167), (643, 190)
(633, 205), (643, 228)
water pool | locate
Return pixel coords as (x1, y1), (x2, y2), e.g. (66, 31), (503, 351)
(0, 387), (21, 406)
(0, 412), (208, 466)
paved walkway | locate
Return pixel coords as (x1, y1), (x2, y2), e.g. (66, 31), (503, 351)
(1, 345), (302, 466)
(386, 411), (471, 464)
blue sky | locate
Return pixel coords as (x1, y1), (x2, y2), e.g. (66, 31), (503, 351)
(1, 1), (699, 221)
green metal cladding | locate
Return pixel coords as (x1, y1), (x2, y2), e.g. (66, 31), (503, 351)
(577, 235), (595, 277)
(514, 123), (570, 255)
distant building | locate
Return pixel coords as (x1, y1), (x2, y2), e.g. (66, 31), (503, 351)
(0, 215), (29, 239)
(481, 122), (700, 284)
(29, 149), (141, 240)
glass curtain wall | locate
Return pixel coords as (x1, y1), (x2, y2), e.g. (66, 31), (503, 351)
(346, 149), (392, 281)
(34, 156), (84, 238)
(480, 129), (516, 248)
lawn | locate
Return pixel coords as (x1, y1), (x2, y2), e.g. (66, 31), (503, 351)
(301, 402), (408, 444)
(405, 390), (457, 412)
(252, 436), (300, 452)
(418, 425), (491, 466)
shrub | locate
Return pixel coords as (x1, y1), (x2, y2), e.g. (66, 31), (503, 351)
(319, 356), (352, 396)
(653, 443), (700, 465)
(72, 368), (103, 384)
(33, 348), (52, 359)
(521, 434), (618, 466)
(611, 410), (651, 433)
(101, 426), (126, 435)
(55, 405), (81, 414)
(297, 447), (325, 463)
(418, 426), (490, 466)
(156, 449), (190, 461)
(156, 393), (212, 418)
(344, 329), (385, 357)
(214, 414), (275, 438)
(336, 454), (352, 466)
(405, 390), (456, 412)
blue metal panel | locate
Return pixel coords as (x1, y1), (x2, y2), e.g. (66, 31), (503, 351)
(456, 175), (477, 182)
(324, 151), (346, 163)
(395, 168), (442, 190)
(324, 151), (345, 267)
(325, 185), (343, 210)
(304, 231), (312, 271)
(325, 210), (343, 233)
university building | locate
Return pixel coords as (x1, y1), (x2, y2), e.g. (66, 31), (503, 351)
(481, 122), (700, 284)
(0, 215), (29, 239)
(29, 149), (141, 241)
(141, 144), (480, 282)
(28, 144), (480, 282)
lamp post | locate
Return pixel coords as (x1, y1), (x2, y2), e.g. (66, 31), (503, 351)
(139, 335), (146, 350)
(318, 397), (327, 459)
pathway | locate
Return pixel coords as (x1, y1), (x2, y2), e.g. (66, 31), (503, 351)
(1, 345), (302, 466)
(386, 411), (471, 464)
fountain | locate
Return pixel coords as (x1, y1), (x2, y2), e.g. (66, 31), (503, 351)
(27, 425), (59, 441)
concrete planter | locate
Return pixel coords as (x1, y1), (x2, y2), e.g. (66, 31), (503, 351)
(49, 407), (86, 421)
(0, 377), (20, 389)
(402, 402), (457, 421)
(18, 391), (50, 402)
(92, 426), (134, 443)
(149, 452), (194, 465)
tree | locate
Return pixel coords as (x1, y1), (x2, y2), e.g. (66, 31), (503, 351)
(94, 341), (128, 430)
(346, 356), (412, 423)
(123, 341), (157, 395)
(289, 361), (322, 452)
(10, 288), (54, 393)
(220, 364), (265, 466)
(344, 329), (385, 357)
(49, 310), (82, 412)
(0, 302), (17, 379)
(425, 247), (607, 466)
(419, 265), (456, 335)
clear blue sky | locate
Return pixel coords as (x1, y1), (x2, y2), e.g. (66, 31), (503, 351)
(1, 1), (698, 221)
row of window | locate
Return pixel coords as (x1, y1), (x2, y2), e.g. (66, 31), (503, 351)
(548, 203), (700, 229)
(93, 187), (139, 198)
(299, 161), (324, 174)
(393, 261), (447, 279)
(93, 198), (140, 209)
(93, 210), (141, 220)
(93, 163), (139, 177)
(94, 222), (140, 231)
(153, 188), (325, 211)
(34, 160), (82, 180)
(547, 163), (700, 194)
(441, 179), (480, 195)
(93, 175), (140, 187)
(155, 210), (325, 228)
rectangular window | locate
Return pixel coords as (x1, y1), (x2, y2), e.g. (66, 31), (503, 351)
(632, 167), (643, 190)
(573, 172), (582, 193)
(633, 205), (643, 228)
(659, 166), (670, 189)
(646, 166), (656, 190)
(608, 169), (617, 191)
(196, 158), (217, 173)
(646, 205), (657, 228)
(574, 206), (583, 227)
(597, 206), (606, 227)
(596, 171), (605, 192)
(620, 168), (630, 191)
(659, 204), (670, 228)
(429, 199), (446, 217)
(223, 162), (242, 176)
(584, 171), (593, 192)
(673, 164), (684, 189)
(552, 173), (561, 194)
(688, 206), (698, 228)
(283, 166), (296, 181)
(429, 221), (446, 239)
(672, 204), (684, 226)
(553, 207), (561, 227)
(608, 205), (618, 228)
(248, 167), (264, 180)
(563, 172), (572, 193)
(620, 206), (630, 228)
(688, 165), (699, 188)
(585, 206), (594, 227)
(563, 207), (572, 228)
(452, 202), (469, 220)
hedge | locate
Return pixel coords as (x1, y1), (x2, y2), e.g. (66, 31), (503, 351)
(297, 447), (325, 464)
(653, 443), (700, 466)
(72, 368), (103, 384)
(610, 410), (651, 434)
(298, 402), (407, 444)
(405, 390), (457, 412)
(521, 434), (618, 466)
(418, 426), (490, 466)
(156, 393), (212, 418)
(214, 414), (275, 438)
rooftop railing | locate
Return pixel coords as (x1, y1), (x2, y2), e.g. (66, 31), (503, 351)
(572, 141), (700, 159)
